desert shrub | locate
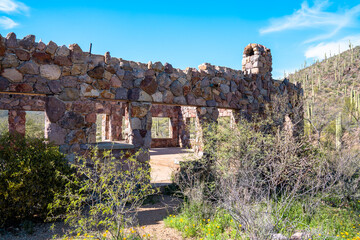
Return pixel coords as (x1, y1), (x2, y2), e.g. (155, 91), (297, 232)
(171, 116), (360, 239)
(164, 203), (238, 239)
(49, 148), (156, 239)
(0, 133), (71, 227)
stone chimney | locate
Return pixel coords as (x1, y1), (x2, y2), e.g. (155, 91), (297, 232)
(242, 43), (272, 80)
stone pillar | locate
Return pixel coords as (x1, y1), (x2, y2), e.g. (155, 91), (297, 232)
(45, 96), (89, 157)
(242, 43), (272, 81)
(178, 110), (191, 148)
(129, 102), (152, 163)
(195, 107), (219, 158)
(8, 110), (26, 136)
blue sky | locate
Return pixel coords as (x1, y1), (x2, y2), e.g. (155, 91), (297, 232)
(0, 0), (359, 79)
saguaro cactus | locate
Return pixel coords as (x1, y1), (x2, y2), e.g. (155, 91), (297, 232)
(336, 112), (342, 150)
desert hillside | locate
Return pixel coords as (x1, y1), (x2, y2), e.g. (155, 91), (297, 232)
(288, 44), (360, 148)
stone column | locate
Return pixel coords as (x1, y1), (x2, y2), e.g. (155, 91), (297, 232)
(129, 102), (152, 163)
(8, 110), (26, 136)
(178, 109), (191, 148)
(195, 107), (219, 158)
(45, 96), (89, 158)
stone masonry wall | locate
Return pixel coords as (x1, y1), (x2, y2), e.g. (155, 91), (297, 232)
(0, 32), (302, 161)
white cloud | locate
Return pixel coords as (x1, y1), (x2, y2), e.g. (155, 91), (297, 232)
(260, 1), (360, 43)
(0, 16), (17, 29)
(0, 0), (28, 14)
(305, 35), (360, 59)
(0, 0), (29, 29)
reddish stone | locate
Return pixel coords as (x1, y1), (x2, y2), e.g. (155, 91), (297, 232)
(15, 83), (33, 93)
(8, 110), (25, 136)
(110, 75), (121, 88)
(100, 91), (114, 99)
(66, 130), (86, 144)
(145, 69), (155, 77)
(226, 92), (232, 103)
(15, 49), (30, 61)
(19, 35), (35, 50)
(128, 88), (140, 101)
(191, 70), (201, 83)
(105, 65), (116, 74)
(0, 35), (5, 56)
(59, 88), (80, 101)
(32, 52), (52, 64)
(18, 61), (39, 75)
(85, 112), (96, 123)
(61, 76), (78, 88)
(163, 90), (173, 103)
(140, 76), (158, 95)
(72, 100), (95, 113)
(59, 111), (84, 130)
(87, 65), (104, 79)
(6, 32), (18, 48)
(48, 80), (62, 94)
(131, 104), (150, 118)
(214, 93), (222, 103)
(115, 88), (128, 100)
(34, 78), (51, 94)
(45, 123), (67, 145)
(69, 44), (84, 63)
(186, 93), (196, 105)
(54, 55), (72, 66)
(164, 63), (173, 74)
(45, 97), (66, 123)
(193, 87), (202, 97)
(183, 85), (191, 96)
(0, 76), (9, 91)
(95, 79), (110, 90)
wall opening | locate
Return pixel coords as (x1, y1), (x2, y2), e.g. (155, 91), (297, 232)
(96, 114), (110, 142)
(186, 117), (196, 140)
(0, 110), (8, 135)
(151, 117), (172, 139)
(244, 45), (254, 56)
(121, 117), (127, 141)
(26, 111), (45, 138)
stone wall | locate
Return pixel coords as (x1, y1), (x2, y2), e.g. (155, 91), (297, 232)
(0, 32), (302, 162)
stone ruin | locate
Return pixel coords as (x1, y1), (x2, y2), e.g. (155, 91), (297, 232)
(0, 33), (302, 162)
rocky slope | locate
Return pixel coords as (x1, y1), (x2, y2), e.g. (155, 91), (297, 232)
(288, 45), (360, 147)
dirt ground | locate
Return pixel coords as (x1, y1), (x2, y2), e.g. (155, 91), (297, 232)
(135, 195), (184, 240)
(150, 147), (195, 184)
(1, 195), (183, 240)
(1, 148), (193, 240)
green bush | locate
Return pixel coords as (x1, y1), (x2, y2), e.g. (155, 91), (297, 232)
(170, 115), (360, 239)
(49, 148), (156, 239)
(0, 133), (71, 227)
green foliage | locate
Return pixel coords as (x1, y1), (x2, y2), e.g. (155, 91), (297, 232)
(49, 148), (156, 240)
(280, 200), (360, 239)
(151, 117), (171, 138)
(164, 202), (239, 239)
(165, 200), (360, 240)
(168, 115), (360, 239)
(25, 111), (45, 139)
(0, 110), (8, 135)
(0, 133), (71, 227)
